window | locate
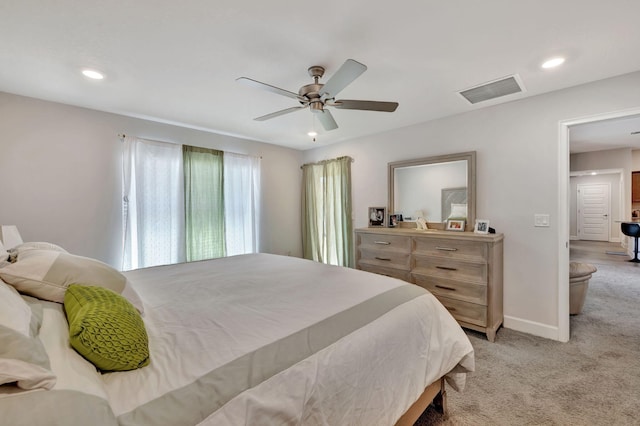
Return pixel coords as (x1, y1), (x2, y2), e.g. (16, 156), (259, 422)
(122, 136), (260, 270)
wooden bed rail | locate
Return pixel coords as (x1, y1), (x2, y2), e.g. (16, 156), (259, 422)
(394, 377), (447, 426)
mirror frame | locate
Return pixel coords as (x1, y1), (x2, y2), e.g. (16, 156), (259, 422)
(388, 151), (476, 230)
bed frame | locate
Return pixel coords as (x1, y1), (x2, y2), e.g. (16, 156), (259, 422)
(394, 377), (447, 426)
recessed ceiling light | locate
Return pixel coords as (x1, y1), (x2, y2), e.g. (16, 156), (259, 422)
(82, 69), (105, 80)
(308, 131), (318, 137)
(541, 57), (565, 69)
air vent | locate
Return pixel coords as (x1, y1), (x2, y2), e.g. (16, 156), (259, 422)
(459, 75), (524, 104)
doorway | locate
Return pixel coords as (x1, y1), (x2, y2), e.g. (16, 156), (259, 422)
(558, 108), (640, 342)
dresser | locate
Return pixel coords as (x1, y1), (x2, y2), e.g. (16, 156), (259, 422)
(355, 227), (504, 342)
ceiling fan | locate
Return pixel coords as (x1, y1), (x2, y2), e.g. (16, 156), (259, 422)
(236, 59), (399, 131)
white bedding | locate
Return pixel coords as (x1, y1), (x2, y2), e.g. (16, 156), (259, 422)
(1, 253), (474, 426)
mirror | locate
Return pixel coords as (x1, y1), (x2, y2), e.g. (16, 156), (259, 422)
(388, 151), (476, 230)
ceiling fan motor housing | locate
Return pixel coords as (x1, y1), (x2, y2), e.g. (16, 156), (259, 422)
(299, 82), (325, 109)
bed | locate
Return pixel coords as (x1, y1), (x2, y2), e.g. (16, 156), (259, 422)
(0, 248), (474, 426)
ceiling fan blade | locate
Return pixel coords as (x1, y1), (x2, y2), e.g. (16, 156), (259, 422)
(237, 77), (305, 101)
(320, 59), (367, 98)
(254, 106), (307, 121)
(314, 109), (338, 131)
(332, 99), (399, 112)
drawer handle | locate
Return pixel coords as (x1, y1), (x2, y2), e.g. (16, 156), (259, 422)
(375, 256), (391, 261)
(374, 241), (391, 245)
(435, 285), (456, 291)
(436, 246), (458, 251)
(436, 266), (458, 271)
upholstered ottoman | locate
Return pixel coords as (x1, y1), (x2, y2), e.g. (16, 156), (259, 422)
(569, 262), (597, 315)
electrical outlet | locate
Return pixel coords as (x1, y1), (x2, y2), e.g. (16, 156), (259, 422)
(534, 214), (550, 227)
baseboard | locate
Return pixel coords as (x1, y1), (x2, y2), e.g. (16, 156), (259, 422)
(570, 235), (578, 241)
(503, 316), (561, 341)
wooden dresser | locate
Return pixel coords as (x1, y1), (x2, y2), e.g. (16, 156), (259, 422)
(355, 227), (504, 342)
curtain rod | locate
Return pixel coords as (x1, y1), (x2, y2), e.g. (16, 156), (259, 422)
(117, 134), (262, 159)
(301, 156), (354, 169)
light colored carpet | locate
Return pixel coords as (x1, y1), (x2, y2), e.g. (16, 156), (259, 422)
(415, 243), (640, 425)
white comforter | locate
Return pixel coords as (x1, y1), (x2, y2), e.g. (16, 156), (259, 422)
(114, 253), (474, 425)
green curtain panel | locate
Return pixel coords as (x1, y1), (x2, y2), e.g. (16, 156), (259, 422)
(183, 146), (225, 261)
(301, 156), (353, 267)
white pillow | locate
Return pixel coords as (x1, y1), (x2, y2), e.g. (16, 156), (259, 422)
(448, 203), (468, 219)
(7, 241), (68, 263)
(0, 279), (32, 336)
(0, 324), (56, 390)
(0, 292), (56, 390)
(0, 249), (144, 314)
(0, 239), (8, 263)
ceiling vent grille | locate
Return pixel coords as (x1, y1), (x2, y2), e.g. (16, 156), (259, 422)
(459, 75), (524, 104)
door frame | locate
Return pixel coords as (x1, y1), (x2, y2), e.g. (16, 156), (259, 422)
(558, 107), (640, 342)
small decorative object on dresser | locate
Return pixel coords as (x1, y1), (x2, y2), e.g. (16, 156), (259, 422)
(446, 219), (465, 231)
(474, 219), (490, 234)
(368, 207), (386, 227)
(389, 214), (400, 227)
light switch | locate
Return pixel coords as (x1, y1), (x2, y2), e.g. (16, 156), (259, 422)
(534, 214), (550, 227)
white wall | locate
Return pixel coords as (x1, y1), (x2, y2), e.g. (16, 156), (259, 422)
(0, 92), (303, 267)
(302, 70), (640, 339)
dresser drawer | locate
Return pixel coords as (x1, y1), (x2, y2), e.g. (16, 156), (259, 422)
(358, 233), (411, 253)
(359, 263), (411, 281)
(359, 248), (411, 271)
(413, 255), (487, 284)
(414, 237), (487, 262)
(413, 274), (487, 305)
(435, 295), (487, 327)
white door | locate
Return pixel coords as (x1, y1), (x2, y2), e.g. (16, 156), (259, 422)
(577, 183), (610, 241)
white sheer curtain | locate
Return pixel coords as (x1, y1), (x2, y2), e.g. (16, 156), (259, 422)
(223, 153), (261, 255)
(122, 136), (185, 270)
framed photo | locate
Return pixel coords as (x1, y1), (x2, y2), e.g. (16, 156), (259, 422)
(368, 207), (387, 227)
(446, 219), (465, 232)
(474, 219), (490, 234)
(389, 214), (400, 227)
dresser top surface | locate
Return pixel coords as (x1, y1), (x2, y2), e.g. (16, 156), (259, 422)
(355, 227), (504, 242)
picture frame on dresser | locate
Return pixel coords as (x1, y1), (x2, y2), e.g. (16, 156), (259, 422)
(368, 207), (387, 227)
(445, 219), (465, 231)
(389, 214), (400, 227)
(474, 219), (490, 234)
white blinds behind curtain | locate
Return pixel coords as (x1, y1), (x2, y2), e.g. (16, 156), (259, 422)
(223, 153), (261, 256)
(122, 137), (185, 270)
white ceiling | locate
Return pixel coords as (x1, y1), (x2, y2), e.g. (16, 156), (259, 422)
(570, 114), (640, 153)
(2, 1), (640, 151)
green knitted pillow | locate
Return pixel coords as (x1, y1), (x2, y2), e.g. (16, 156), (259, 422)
(64, 285), (150, 372)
